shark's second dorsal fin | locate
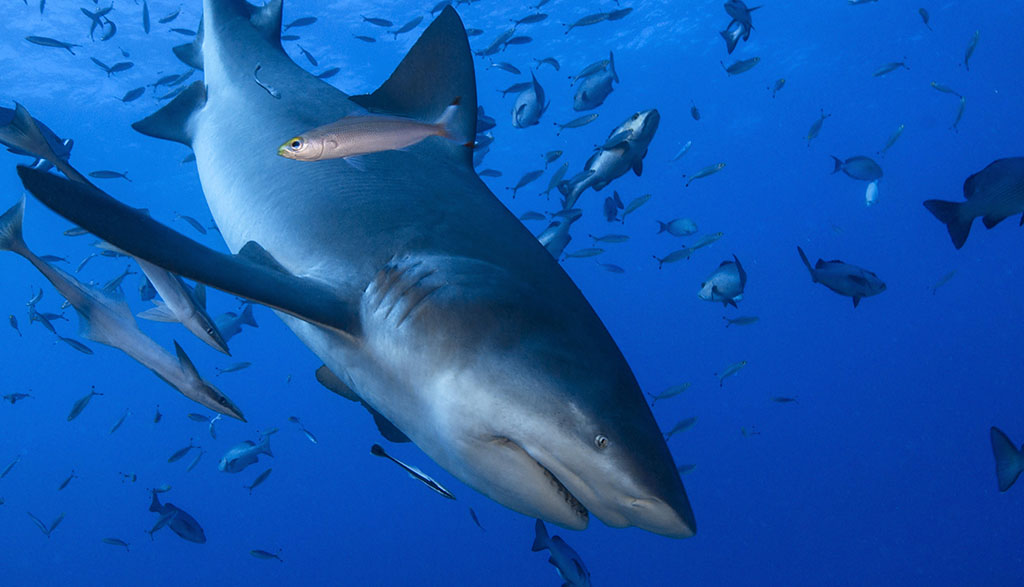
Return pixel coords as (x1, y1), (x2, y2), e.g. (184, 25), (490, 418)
(248, 0), (284, 50)
(173, 18), (205, 70)
(132, 82), (207, 147)
(350, 6), (476, 168)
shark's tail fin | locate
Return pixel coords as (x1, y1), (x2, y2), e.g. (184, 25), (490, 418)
(991, 426), (1024, 492)
(240, 304), (258, 328)
(0, 197), (28, 256)
(796, 246), (816, 282)
(531, 519), (550, 552)
(923, 199), (971, 249)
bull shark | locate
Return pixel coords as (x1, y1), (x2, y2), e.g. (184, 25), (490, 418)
(0, 198), (244, 420)
(15, 2), (695, 538)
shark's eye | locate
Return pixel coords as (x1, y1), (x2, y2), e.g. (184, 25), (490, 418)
(290, 138), (303, 149)
(206, 327), (215, 335)
(594, 434), (609, 449)
(217, 397), (228, 406)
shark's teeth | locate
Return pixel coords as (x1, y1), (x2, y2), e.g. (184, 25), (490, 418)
(540, 464), (589, 522)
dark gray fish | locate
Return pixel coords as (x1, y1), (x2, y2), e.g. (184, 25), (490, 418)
(175, 213), (208, 235)
(684, 163), (726, 187)
(88, 170), (131, 181)
(542, 162), (569, 198)
(930, 81), (961, 97)
(570, 59), (610, 85)
(154, 406), (163, 423)
(158, 8), (180, 24)
(721, 57), (760, 75)
(8, 314), (20, 336)
(698, 255), (747, 308)
(64, 227), (89, 237)
(25, 36), (80, 54)
(479, 169), (502, 178)
(665, 416), (698, 440)
(489, 62), (521, 75)
(391, 16), (423, 39)
(102, 265), (136, 293)
(830, 155), (883, 181)
(519, 211), (545, 221)
(284, 16), (317, 30)
(245, 468), (272, 494)
(168, 441), (196, 463)
(250, 549), (283, 561)
(102, 537), (130, 551)
(187, 413), (210, 422)
(361, 16), (393, 27)
(498, 81), (531, 97)
(770, 78), (786, 98)
(120, 87), (145, 103)
(723, 316), (759, 327)
(597, 262), (625, 273)
(110, 408), (130, 434)
(563, 12), (609, 33)
(143, 0), (150, 34)
(532, 520), (591, 586)
(951, 96), (966, 132)
(60, 336), (94, 354)
(39, 254), (67, 263)
(805, 109), (830, 145)
(918, 8), (931, 30)
(771, 396), (798, 403)
(608, 7), (633, 20)
(964, 30), (979, 71)
(58, 470), (77, 491)
(170, 28), (196, 36)
(149, 491), (206, 543)
(797, 246), (886, 307)
(185, 449), (204, 473)
(370, 444), (456, 500)
(215, 361), (251, 375)
(316, 67), (340, 79)
(507, 169), (545, 197)
(469, 507), (484, 530)
(75, 253), (97, 272)
(554, 113), (598, 135)
(923, 158), (1024, 249)
(68, 387), (102, 421)
(99, 20), (117, 42)
(465, 28), (483, 37)
(513, 13), (547, 26)
(504, 36), (532, 46)
(353, 35), (376, 43)
(296, 45), (317, 67)
(690, 103), (700, 121)
(534, 57), (559, 71)
(1, 455), (20, 479)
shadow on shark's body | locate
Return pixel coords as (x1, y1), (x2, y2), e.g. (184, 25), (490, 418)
(17, 1), (695, 538)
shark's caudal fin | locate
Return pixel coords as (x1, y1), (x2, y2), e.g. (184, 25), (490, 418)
(16, 167), (361, 338)
(132, 82), (207, 147)
(990, 426), (1024, 492)
(351, 6), (476, 168)
(0, 197), (28, 256)
(923, 199), (971, 249)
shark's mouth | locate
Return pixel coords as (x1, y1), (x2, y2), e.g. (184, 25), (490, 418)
(496, 436), (589, 525)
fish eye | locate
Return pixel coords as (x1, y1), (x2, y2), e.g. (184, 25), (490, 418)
(217, 397), (228, 406)
(631, 113), (639, 120)
(290, 138), (303, 149)
(594, 434), (609, 449)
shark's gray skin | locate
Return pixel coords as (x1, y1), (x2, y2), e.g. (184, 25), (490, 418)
(573, 52), (617, 112)
(698, 255), (746, 308)
(558, 110), (660, 209)
(135, 257), (231, 354)
(17, 2), (695, 538)
(797, 246), (886, 308)
(0, 198), (244, 421)
(512, 72), (548, 128)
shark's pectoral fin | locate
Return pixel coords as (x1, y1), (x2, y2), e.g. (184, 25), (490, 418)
(193, 282), (207, 309)
(350, 7), (476, 168)
(17, 167), (361, 339)
(172, 19), (204, 70)
(315, 365), (412, 443)
(132, 82), (206, 147)
(138, 302), (178, 323)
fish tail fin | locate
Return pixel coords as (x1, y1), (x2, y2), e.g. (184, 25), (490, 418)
(656, 221), (667, 234)
(0, 104), (66, 172)
(531, 519), (550, 552)
(260, 434), (274, 458)
(991, 426), (1024, 492)
(608, 50), (618, 83)
(796, 246), (816, 282)
(435, 97), (472, 146)
(0, 197), (28, 256)
(923, 199), (971, 249)
(830, 156), (843, 174)
(240, 304), (258, 328)
(149, 490), (161, 513)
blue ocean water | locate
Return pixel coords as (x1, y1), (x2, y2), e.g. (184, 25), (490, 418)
(1, 0), (1023, 584)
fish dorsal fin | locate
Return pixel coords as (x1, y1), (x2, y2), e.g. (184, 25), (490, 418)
(248, 0), (283, 49)
(132, 82), (207, 146)
(315, 365), (359, 402)
(350, 6), (476, 167)
(172, 18), (205, 70)
(174, 341), (201, 379)
(814, 259), (827, 269)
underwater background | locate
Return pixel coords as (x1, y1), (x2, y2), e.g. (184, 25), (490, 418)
(1, 0), (1023, 584)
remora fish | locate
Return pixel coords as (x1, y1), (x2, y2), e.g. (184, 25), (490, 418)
(698, 255), (746, 308)
(796, 246), (886, 307)
(0, 190), (243, 420)
(371, 444), (456, 500)
(559, 110), (660, 208)
(923, 158), (1024, 249)
(18, 4), (695, 539)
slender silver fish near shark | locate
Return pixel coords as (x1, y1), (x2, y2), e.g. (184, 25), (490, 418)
(14, 2), (695, 538)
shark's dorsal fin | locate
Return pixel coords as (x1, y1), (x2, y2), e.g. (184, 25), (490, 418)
(132, 82), (207, 147)
(172, 18), (205, 70)
(174, 341), (201, 379)
(248, 0), (283, 49)
(193, 282), (207, 309)
(17, 167), (361, 340)
(350, 6), (476, 168)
